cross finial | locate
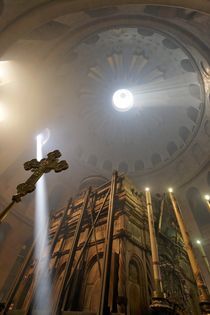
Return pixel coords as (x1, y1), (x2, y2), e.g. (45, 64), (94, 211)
(0, 150), (69, 224)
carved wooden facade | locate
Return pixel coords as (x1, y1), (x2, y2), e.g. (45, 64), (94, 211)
(1, 173), (200, 315)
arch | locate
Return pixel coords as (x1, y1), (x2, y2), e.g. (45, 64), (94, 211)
(167, 141), (178, 156)
(179, 126), (190, 142)
(189, 84), (201, 100)
(83, 253), (103, 312)
(187, 106), (199, 123)
(128, 255), (148, 315)
(181, 59), (195, 72)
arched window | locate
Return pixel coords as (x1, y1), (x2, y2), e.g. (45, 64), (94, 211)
(179, 126), (190, 142)
(187, 106), (199, 123)
(181, 59), (195, 72)
(167, 142), (178, 156)
(128, 257), (148, 315)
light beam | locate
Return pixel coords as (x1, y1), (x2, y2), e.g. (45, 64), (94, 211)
(34, 133), (51, 314)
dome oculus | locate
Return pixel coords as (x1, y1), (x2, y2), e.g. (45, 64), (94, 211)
(112, 89), (134, 112)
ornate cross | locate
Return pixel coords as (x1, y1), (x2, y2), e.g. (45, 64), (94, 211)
(0, 150), (69, 224)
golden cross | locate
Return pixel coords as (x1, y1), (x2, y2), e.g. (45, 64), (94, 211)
(0, 150), (69, 224)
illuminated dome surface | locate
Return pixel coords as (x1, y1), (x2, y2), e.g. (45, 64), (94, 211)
(1, 3), (210, 189)
(53, 26), (204, 175)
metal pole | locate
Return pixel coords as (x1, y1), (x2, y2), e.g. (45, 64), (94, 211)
(0, 201), (15, 224)
(168, 191), (210, 314)
(50, 198), (73, 256)
(145, 189), (172, 313)
(98, 171), (118, 315)
(145, 189), (163, 297)
(197, 242), (210, 275)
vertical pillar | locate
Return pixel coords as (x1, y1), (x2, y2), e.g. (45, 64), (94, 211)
(98, 171), (118, 315)
(168, 190), (210, 314)
(145, 188), (172, 313)
(197, 241), (210, 274)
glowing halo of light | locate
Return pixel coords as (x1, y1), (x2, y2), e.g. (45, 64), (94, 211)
(204, 194), (210, 201)
(196, 240), (201, 245)
(0, 61), (11, 85)
(112, 89), (134, 112)
(145, 187), (150, 192)
(0, 105), (7, 122)
(168, 188), (173, 193)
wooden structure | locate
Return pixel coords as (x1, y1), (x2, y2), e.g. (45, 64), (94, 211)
(0, 172), (203, 314)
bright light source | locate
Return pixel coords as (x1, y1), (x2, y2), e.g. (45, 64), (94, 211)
(196, 240), (201, 245)
(168, 188), (173, 193)
(36, 128), (50, 147)
(0, 61), (11, 85)
(204, 194), (210, 201)
(112, 89), (134, 112)
(0, 105), (7, 122)
(145, 187), (150, 191)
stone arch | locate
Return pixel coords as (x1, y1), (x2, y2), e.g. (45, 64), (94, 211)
(179, 126), (190, 142)
(82, 253), (103, 312)
(187, 106), (199, 122)
(128, 255), (148, 315)
(167, 141), (178, 156)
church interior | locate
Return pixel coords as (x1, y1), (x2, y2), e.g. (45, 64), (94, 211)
(0, 1), (210, 314)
